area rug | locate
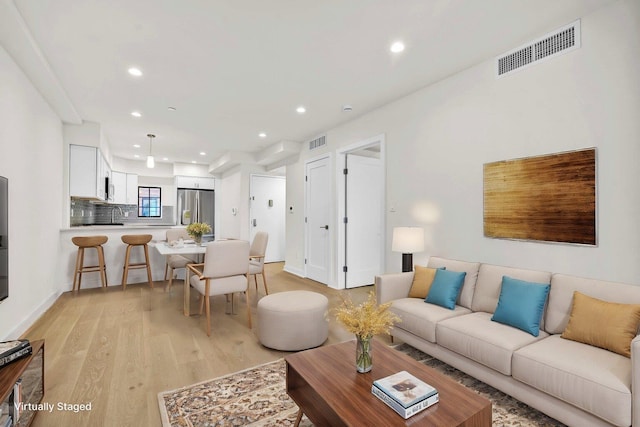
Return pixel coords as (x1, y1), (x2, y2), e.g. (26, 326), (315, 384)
(158, 343), (566, 426)
(158, 359), (308, 427)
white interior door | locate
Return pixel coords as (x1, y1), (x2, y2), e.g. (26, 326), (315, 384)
(305, 156), (331, 284)
(345, 153), (383, 288)
(250, 175), (286, 262)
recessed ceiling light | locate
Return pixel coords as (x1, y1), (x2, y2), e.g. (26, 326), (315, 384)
(163, 157), (169, 161)
(131, 111), (142, 118)
(259, 132), (267, 138)
(191, 160), (197, 164)
(128, 67), (143, 77)
(200, 152), (206, 156)
(134, 154), (140, 158)
(296, 106), (306, 114)
(342, 104), (353, 112)
(167, 107), (176, 111)
(390, 41), (405, 53)
(133, 144), (141, 148)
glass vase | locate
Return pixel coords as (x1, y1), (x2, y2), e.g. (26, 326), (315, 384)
(193, 234), (202, 245)
(355, 335), (372, 373)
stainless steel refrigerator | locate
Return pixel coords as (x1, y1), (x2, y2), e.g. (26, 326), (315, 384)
(177, 188), (215, 240)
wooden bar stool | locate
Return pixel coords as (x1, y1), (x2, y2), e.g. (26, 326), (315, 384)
(121, 234), (153, 290)
(71, 235), (108, 291)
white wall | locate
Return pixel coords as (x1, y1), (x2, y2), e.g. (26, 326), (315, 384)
(111, 156), (174, 178)
(173, 163), (210, 177)
(217, 164), (282, 241)
(217, 167), (244, 239)
(284, 163), (305, 277)
(0, 45), (64, 339)
(285, 0), (640, 285)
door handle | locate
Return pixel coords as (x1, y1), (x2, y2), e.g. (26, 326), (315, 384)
(320, 225), (329, 230)
(252, 219), (257, 227)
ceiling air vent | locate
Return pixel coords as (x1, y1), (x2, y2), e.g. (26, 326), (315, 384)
(497, 20), (580, 78)
(308, 135), (326, 151)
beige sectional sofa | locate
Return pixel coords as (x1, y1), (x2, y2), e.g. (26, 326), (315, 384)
(376, 257), (640, 427)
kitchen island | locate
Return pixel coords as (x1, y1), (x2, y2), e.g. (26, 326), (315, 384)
(59, 225), (182, 290)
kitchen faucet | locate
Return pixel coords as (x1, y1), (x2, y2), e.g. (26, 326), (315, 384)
(111, 205), (124, 224)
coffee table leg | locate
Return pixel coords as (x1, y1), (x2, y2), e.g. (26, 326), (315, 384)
(294, 408), (303, 427)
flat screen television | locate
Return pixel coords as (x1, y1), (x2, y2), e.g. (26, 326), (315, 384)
(0, 176), (7, 301)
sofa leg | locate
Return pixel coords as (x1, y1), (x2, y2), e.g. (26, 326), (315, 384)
(390, 335), (394, 343)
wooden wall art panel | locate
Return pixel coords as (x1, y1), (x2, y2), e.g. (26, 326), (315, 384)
(483, 148), (596, 245)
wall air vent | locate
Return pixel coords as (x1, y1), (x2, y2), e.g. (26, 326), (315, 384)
(308, 135), (327, 151)
(497, 20), (580, 78)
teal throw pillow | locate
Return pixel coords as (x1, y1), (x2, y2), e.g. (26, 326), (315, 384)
(491, 276), (550, 337)
(425, 269), (466, 310)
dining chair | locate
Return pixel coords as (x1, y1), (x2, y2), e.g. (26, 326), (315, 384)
(164, 228), (197, 292)
(187, 240), (251, 336)
(248, 231), (269, 295)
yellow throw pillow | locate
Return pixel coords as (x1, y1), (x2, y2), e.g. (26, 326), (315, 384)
(408, 266), (438, 299)
(561, 291), (640, 357)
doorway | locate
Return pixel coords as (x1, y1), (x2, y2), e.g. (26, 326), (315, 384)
(337, 135), (385, 289)
(250, 175), (286, 262)
(304, 155), (331, 285)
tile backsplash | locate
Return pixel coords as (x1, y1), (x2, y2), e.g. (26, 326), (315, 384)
(70, 199), (175, 226)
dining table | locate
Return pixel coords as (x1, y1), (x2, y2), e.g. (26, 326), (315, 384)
(153, 240), (207, 316)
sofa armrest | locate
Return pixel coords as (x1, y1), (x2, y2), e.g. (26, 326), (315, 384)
(375, 272), (414, 305)
(633, 335), (640, 426)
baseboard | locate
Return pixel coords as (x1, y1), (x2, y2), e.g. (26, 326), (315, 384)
(283, 264), (305, 278)
(3, 290), (62, 340)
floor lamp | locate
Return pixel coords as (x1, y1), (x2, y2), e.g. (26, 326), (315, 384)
(392, 227), (425, 272)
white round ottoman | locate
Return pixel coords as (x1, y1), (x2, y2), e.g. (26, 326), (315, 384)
(257, 290), (329, 351)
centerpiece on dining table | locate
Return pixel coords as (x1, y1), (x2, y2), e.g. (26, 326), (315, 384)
(186, 222), (211, 246)
(335, 291), (400, 373)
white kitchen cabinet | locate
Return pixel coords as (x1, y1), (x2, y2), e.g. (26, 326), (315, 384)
(175, 175), (215, 190)
(69, 145), (97, 198)
(69, 144), (111, 200)
(69, 145), (105, 200)
(111, 171), (127, 204)
(126, 173), (139, 204)
(111, 171), (138, 205)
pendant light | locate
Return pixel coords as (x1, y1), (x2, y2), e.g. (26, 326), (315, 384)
(146, 133), (155, 168)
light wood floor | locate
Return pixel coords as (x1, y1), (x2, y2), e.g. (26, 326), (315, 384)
(22, 263), (389, 426)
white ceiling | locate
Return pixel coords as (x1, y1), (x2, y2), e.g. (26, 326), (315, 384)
(5, 0), (615, 168)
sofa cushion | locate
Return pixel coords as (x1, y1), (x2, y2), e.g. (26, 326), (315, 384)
(408, 266), (440, 299)
(426, 269), (466, 310)
(546, 273), (640, 335)
(427, 257), (480, 309)
(436, 312), (548, 375)
(513, 335), (631, 427)
(471, 264), (551, 318)
(491, 276), (550, 337)
(389, 298), (471, 343)
(561, 291), (640, 357)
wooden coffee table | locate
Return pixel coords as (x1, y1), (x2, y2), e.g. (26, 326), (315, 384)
(285, 340), (491, 426)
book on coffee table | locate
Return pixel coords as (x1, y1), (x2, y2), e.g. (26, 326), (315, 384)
(372, 370), (439, 419)
(0, 339), (32, 368)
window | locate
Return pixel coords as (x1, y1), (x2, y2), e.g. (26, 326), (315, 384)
(138, 186), (161, 217)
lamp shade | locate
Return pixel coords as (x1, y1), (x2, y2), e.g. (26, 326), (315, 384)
(392, 227), (424, 253)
